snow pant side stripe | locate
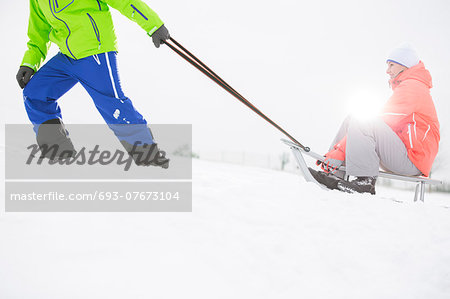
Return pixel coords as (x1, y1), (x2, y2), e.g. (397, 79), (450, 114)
(105, 52), (118, 99)
(93, 54), (101, 65)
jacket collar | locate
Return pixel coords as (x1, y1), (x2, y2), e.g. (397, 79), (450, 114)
(389, 61), (433, 90)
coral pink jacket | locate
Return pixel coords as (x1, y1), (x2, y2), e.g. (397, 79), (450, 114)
(381, 61), (440, 176)
(328, 62), (439, 176)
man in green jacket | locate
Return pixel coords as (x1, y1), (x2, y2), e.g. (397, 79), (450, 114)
(16, 0), (171, 168)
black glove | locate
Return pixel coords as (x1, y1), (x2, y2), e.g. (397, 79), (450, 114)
(16, 66), (35, 89)
(152, 24), (170, 48)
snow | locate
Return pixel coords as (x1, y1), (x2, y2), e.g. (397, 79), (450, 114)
(1, 1), (450, 297)
(1, 159), (450, 298)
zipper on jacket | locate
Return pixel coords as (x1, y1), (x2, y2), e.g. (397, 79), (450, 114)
(87, 13), (101, 49)
(49, 0), (76, 59)
(422, 124), (431, 142)
(407, 124), (413, 149)
(130, 4), (148, 20)
(412, 113), (417, 139)
(53, 0), (74, 13)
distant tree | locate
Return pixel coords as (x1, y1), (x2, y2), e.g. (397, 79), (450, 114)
(280, 152), (290, 171)
(172, 144), (199, 159)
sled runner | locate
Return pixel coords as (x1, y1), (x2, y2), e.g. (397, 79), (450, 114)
(281, 138), (443, 202)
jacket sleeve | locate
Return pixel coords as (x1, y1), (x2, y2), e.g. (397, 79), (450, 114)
(21, 0), (52, 71)
(325, 135), (347, 161)
(104, 0), (164, 36)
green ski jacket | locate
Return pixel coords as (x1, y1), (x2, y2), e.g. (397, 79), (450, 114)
(22, 0), (164, 71)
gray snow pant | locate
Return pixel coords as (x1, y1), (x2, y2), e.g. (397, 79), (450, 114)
(330, 116), (421, 178)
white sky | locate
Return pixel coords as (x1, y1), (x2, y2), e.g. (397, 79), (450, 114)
(1, 0), (449, 158)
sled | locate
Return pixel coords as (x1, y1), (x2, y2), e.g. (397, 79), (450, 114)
(165, 37), (442, 202)
(281, 138), (443, 202)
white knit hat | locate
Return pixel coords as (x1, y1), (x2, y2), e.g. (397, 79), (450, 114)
(387, 43), (420, 68)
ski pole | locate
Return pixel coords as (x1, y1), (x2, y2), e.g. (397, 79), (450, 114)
(168, 38), (243, 99)
(164, 37), (310, 152)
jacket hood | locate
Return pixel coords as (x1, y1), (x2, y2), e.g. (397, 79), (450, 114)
(390, 61), (433, 89)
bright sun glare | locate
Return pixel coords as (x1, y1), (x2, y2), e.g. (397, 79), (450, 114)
(346, 90), (384, 121)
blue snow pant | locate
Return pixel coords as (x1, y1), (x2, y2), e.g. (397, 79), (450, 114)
(23, 52), (154, 145)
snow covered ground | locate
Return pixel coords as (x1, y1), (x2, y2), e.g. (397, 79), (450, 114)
(1, 159), (450, 299)
(2, 1), (450, 297)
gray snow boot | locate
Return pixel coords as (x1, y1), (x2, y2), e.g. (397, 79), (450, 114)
(120, 140), (170, 169)
(337, 177), (377, 195)
(308, 168), (342, 190)
(36, 118), (77, 161)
